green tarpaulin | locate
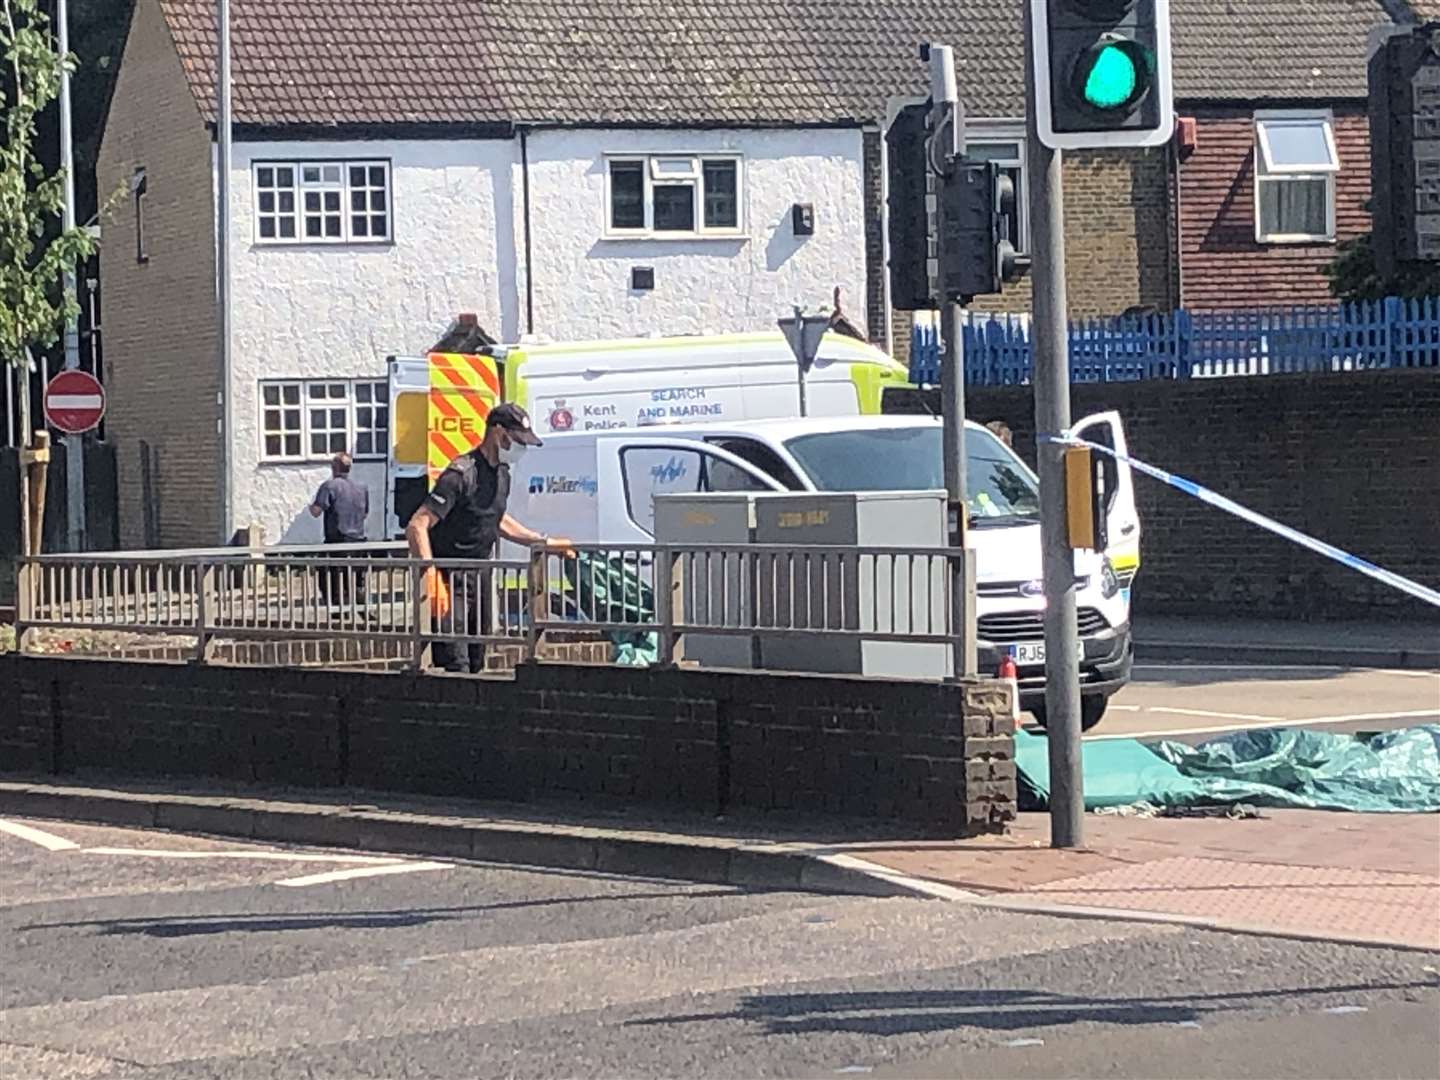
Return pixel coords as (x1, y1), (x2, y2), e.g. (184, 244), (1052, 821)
(1016, 724), (1440, 813)
(561, 551), (659, 667)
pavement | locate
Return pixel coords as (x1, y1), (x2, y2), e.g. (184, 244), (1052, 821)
(1135, 615), (1440, 669)
(2, 817), (1437, 1079)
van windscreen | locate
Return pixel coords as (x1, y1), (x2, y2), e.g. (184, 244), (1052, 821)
(783, 426), (1041, 523)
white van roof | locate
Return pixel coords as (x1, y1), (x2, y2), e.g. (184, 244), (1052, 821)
(540, 413), (978, 442)
(512, 330), (902, 373)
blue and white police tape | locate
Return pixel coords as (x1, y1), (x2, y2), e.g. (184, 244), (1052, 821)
(1043, 432), (1440, 610)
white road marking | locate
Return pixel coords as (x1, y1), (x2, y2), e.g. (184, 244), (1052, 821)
(815, 854), (979, 901)
(1293, 709), (1440, 724)
(1134, 663), (1349, 673)
(1137, 662), (1440, 677)
(274, 861), (452, 888)
(82, 847), (402, 864)
(1089, 712), (1438, 741)
(0, 819), (80, 851)
(1107, 704), (1142, 712)
(1145, 706), (1287, 723)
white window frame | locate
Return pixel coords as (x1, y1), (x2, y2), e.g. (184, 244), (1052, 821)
(603, 153), (744, 239)
(305, 381), (351, 458)
(251, 159), (392, 246)
(258, 378), (389, 463)
(352, 380), (389, 459)
(260, 380), (305, 461)
(1253, 110), (1339, 245)
(965, 127), (1030, 255)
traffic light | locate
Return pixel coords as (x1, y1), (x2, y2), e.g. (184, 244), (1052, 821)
(1063, 446), (1109, 552)
(886, 101), (936, 310)
(939, 160), (1024, 302)
(1033, 0), (1174, 150)
(1369, 29), (1440, 279)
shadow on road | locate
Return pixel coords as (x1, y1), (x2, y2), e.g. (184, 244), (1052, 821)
(20, 887), (745, 937)
(626, 980), (1438, 1037)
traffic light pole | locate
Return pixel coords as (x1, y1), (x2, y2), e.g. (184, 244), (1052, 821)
(1024, 1), (1084, 848)
(928, 44), (978, 679)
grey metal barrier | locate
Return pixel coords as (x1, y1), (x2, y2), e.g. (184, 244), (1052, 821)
(528, 543), (972, 675)
(14, 542), (974, 677)
(14, 547), (527, 669)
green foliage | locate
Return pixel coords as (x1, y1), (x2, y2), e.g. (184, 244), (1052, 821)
(1323, 231), (1440, 303)
(0, 0), (98, 369)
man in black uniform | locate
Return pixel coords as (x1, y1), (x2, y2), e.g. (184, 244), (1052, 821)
(405, 403), (570, 673)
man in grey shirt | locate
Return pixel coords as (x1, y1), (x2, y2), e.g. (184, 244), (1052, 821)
(310, 452), (369, 609)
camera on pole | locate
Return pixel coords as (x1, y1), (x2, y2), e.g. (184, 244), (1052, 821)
(1032, 0), (1174, 150)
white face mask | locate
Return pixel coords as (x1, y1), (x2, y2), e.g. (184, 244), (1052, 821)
(497, 441), (528, 467)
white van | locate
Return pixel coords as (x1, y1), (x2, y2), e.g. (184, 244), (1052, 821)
(384, 331), (910, 537)
(506, 414), (1141, 729)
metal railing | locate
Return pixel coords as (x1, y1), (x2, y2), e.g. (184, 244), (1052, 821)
(14, 541), (973, 675)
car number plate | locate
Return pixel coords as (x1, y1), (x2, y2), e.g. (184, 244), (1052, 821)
(1011, 642), (1045, 665)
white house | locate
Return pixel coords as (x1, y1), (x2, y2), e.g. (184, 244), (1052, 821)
(99, 0), (942, 547)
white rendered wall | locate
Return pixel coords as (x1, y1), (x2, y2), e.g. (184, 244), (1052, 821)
(225, 137), (519, 543)
(223, 128), (869, 543)
(521, 128), (867, 340)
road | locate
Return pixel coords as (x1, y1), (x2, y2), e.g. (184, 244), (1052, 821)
(2, 818), (1436, 1079)
(1085, 663), (1439, 742)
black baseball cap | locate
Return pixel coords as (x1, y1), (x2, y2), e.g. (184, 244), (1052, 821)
(487, 402), (543, 446)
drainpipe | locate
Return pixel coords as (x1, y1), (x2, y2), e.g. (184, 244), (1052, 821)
(1170, 131), (1184, 310)
(217, 0), (235, 543)
(520, 127), (535, 337)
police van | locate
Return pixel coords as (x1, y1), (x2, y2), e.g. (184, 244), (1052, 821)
(503, 413), (1141, 730)
(384, 330), (910, 536)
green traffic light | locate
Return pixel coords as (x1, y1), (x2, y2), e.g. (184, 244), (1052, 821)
(1074, 38), (1151, 113)
(1083, 45), (1139, 108)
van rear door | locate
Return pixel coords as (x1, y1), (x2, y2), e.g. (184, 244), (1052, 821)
(386, 356), (430, 537)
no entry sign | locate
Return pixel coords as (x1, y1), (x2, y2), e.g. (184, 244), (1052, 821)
(44, 370), (106, 435)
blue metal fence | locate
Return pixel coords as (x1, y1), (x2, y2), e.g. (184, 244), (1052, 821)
(908, 297), (1440, 385)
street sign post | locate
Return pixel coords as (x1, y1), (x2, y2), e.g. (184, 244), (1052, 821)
(777, 306), (832, 417)
(43, 369), (106, 435)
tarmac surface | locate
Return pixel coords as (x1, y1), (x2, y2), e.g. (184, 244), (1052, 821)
(1094, 662), (1439, 742)
(2, 819), (1437, 1080)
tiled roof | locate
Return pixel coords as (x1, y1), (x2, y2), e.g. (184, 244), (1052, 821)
(1171, 0), (1393, 101)
(157, 0), (1396, 130)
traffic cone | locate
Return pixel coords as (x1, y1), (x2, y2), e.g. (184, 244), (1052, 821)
(996, 655), (1021, 725)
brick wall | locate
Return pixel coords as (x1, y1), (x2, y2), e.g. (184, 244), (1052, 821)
(881, 144), (1177, 367)
(97, 0), (221, 548)
(1179, 104), (1370, 311)
(975, 146), (1176, 318)
(0, 658), (1018, 834)
(898, 370), (1440, 622)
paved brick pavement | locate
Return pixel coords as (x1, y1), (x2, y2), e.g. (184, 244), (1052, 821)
(859, 810), (1440, 950)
